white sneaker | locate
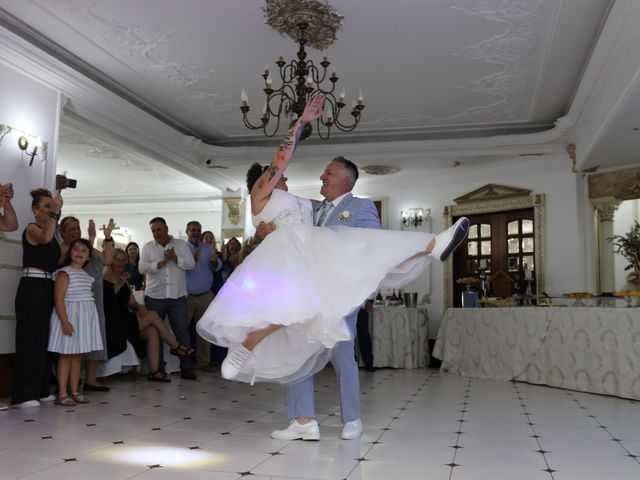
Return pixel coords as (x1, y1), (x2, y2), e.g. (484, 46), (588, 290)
(271, 419), (320, 441)
(39, 394), (56, 402)
(430, 217), (470, 262)
(221, 344), (253, 380)
(15, 400), (40, 408)
(341, 419), (363, 440)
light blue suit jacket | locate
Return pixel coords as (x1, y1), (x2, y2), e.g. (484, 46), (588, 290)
(313, 193), (381, 231)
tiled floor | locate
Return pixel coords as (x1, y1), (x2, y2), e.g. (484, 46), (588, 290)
(1, 368), (639, 479)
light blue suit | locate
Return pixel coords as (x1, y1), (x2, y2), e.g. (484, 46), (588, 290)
(286, 193), (381, 423)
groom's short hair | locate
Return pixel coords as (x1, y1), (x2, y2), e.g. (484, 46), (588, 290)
(332, 156), (358, 186)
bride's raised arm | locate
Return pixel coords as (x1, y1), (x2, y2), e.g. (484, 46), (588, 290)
(250, 94), (325, 209)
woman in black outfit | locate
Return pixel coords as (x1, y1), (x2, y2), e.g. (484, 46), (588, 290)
(12, 188), (62, 407)
(104, 249), (194, 381)
(124, 241), (144, 291)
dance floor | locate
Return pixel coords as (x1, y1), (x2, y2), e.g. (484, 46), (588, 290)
(0, 368), (639, 479)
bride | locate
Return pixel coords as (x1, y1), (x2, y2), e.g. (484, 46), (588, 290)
(196, 94), (468, 384)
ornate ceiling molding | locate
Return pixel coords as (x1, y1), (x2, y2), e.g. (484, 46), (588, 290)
(361, 165), (401, 176)
(369, 0), (549, 130)
(262, 0), (344, 51)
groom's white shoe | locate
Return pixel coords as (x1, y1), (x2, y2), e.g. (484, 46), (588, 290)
(221, 344), (252, 380)
(430, 217), (470, 262)
(271, 419), (320, 441)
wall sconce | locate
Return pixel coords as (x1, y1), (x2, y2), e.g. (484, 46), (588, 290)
(18, 135), (43, 167)
(401, 208), (429, 228)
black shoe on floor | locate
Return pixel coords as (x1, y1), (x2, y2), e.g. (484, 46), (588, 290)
(180, 368), (197, 380)
(364, 366), (377, 372)
(83, 383), (110, 392)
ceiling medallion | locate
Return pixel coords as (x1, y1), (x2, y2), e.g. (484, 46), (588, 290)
(362, 165), (401, 176)
(262, 0), (344, 51)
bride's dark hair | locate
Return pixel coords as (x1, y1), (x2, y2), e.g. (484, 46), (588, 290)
(246, 163), (269, 191)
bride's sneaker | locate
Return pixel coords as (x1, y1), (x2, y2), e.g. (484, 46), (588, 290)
(221, 344), (253, 379)
(430, 217), (470, 262)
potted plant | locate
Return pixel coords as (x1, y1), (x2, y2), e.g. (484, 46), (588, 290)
(609, 220), (640, 291)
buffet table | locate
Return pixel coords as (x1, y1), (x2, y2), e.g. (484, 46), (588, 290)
(433, 307), (640, 400)
(370, 306), (429, 369)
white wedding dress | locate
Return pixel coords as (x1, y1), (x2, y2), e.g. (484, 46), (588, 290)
(196, 189), (434, 384)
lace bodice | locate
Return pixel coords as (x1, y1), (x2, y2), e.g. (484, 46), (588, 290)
(252, 189), (313, 228)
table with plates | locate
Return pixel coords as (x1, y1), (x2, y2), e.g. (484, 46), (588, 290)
(433, 307), (640, 400)
(369, 306), (429, 369)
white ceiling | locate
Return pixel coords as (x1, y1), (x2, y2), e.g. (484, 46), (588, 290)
(4, 0), (640, 199)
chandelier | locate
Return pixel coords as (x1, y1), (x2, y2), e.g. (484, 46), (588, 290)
(240, 20), (365, 140)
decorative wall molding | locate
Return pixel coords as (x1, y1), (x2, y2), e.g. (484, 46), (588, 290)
(443, 192), (546, 308)
(591, 197), (621, 222)
(0, 233), (21, 245)
(0, 263), (21, 271)
(588, 167), (640, 201)
(454, 184), (532, 203)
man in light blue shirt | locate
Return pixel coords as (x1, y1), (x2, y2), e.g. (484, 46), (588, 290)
(185, 221), (222, 369)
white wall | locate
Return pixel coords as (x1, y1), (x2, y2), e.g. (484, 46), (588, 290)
(291, 153), (583, 336)
(0, 60), (61, 353)
(65, 211), (224, 249)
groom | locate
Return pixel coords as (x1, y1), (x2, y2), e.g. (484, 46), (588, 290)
(268, 156), (380, 441)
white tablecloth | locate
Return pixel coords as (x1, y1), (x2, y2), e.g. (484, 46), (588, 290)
(433, 307), (640, 400)
(370, 307), (429, 369)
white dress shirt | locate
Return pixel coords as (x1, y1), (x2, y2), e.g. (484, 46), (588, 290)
(139, 236), (195, 299)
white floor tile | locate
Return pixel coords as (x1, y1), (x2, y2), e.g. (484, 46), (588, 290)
(0, 370), (637, 480)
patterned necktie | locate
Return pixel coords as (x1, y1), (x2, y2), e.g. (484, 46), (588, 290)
(316, 202), (332, 226)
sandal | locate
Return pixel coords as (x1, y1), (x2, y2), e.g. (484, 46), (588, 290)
(147, 370), (171, 383)
(55, 395), (76, 407)
(170, 344), (195, 358)
(72, 393), (90, 404)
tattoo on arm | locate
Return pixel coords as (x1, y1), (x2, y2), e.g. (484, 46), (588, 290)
(278, 124), (297, 152)
(257, 179), (265, 189)
(267, 165), (279, 181)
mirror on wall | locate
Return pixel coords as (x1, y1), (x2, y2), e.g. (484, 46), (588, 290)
(612, 199), (639, 291)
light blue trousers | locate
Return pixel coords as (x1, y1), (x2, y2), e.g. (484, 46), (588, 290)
(285, 310), (360, 423)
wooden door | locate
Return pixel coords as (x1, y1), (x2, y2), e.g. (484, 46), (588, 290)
(452, 208), (535, 306)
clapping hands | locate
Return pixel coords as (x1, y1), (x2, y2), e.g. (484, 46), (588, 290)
(0, 183), (14, 200)
(164, 247), (178, 264)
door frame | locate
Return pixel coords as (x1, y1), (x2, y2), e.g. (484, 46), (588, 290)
(443, 194), (546, 308)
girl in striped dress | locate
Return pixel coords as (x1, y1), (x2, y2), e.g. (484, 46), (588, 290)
(48, 238), (103, 406)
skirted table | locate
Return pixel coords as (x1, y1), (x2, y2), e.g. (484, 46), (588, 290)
(370, 306), (429, 368)
(433, 307), (640, 400)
